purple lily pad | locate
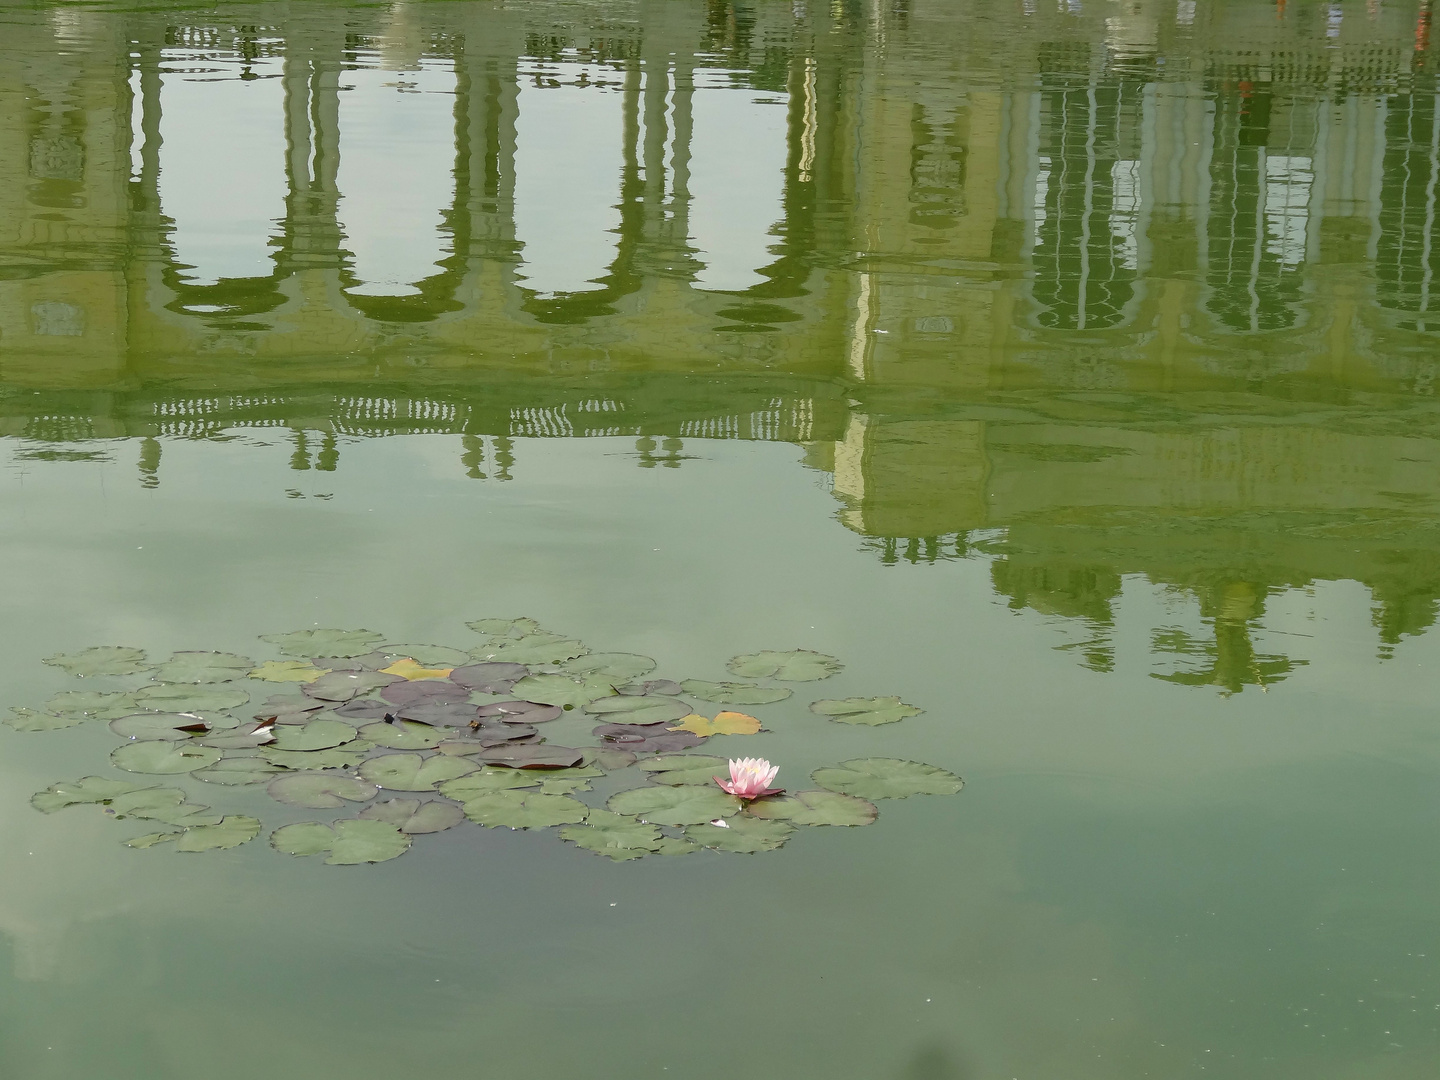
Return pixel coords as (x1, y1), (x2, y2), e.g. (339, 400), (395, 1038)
(331, 698), (395, 720)
(396, 701), (482, 726)
(477, 743), (584, 770)
(593, 721), (706, 753)
(380, 680), (471, 706)
(450, 662), (528, 693)
(475, 700), (563, 724)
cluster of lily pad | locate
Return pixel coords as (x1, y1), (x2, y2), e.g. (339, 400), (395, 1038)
(15, 620), (961, 863)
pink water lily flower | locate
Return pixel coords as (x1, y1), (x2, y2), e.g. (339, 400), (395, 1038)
(715, 757), (783, 799)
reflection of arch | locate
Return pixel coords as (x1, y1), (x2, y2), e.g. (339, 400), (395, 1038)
(1203, 89), (1310, 333)
(1029, 48), (1144, 331)
(1377, 92), (1440, 330)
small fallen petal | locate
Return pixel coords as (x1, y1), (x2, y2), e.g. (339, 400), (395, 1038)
(709, 818), (729, 828)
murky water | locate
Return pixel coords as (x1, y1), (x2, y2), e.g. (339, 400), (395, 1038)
(3, 1), (1440, 1076)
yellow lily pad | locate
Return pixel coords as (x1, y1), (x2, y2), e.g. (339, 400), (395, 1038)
(380, 657), (455, 681)
(668, 711), (763, 737)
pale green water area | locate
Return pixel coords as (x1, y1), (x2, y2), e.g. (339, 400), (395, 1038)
(3, 0), (1440, 1076)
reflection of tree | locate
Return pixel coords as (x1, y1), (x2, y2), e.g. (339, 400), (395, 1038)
(1150, 581), (1302, 693)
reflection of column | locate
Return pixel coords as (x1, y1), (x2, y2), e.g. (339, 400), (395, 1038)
(459, 52), (519, 265)
(276, 30), (345, 273)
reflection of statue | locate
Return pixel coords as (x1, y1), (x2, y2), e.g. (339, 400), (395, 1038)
(1150, 581), (1302, 694)
(991, 558), (1120, 673)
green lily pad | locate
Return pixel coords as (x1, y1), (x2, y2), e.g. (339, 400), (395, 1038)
(125, 831), (178, 848)
(376, 644), (471, 668)
(110, 787), (219, 826)
(727, 649), (843, 682)
(357, 798), (465, 834)
(636, 754), (728, 786)
(41, 690), (141, 720)
(562, 653), (656, 681)
(461, 789), (590, 829)
(809, 696), (922, 726)
(267, 772), (378, 809)
(303, 670), (397, 702)
(606, 785), (742, 826)
(439, 769), (543, 799)
(559, 809), (662, 860)
(585, 747), (639, 771)
(193, 757), (284, 785)
(745, 790), (877, 826)
(470, 635), (589, 665)
(358, 720), (441, 750)
(152, 651), (254, 684)
(269, 718), (358, 751)
(134, 684), (250, 712)
(685, 815), (795, 853)
(198, 723), (277, 750)
(679, 679), (793, 705)
(174, 815), (261, 852)
(6, 708), (86, 732)
(584, 695), (692, 724)
(510, 673), (616, 709)
(261, 744), (374, 770)
(32, 776), (144, 813)
(359, 753), (477, 791)
(650, 836), (699, 856)
(262, 629), (384, 658)
(112, 740), (222, 774)
(250, 660), (329, 683)
(272, 819), (411, 864)
(466, 617), (543, 638)
(811, 758), (962, 799)
(111, 713), (215, 741)
(538, 777), (592, 795)
(43, 646), (151, 677)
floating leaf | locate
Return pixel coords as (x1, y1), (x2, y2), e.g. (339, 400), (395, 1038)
(650, 836), (699, 856)
(152, 651), (254, 684)
(377, 644), (472, 668)
(475, 700), (561, 724)
(475, 743), (584, 769)
(359, 753), (477, 791)
(562, 653), (656, 681)
(250, 660), (329, 683)
(357, 798), (464, 834)
(394, 702), (478, 727)
(466, 617), (542, 638)
(6, 708), (86, 732)
(198, 721), (278, 749)
(302, 670), (398, 702)
(511, 673), (616, 709)
(585, 695), (692, 724)
(112, 740), (222, 775)
(685, 816), (795, 853)
(358, 720), (441, 750)
(593, 722), (705, 754)
(584, 747), (639, 771)
(636, 754), (728, 786)
(272, 819), (412, 864)
(606, 785), (742, 826)
(111, 713), (212, 741)
(261, 745), (373, 770)
(379, 658), (455, 681)
(269, 718), (358, 752)
(680, 680), (793, 705)
(726, 650), (843, 682)
(449, 662), (527, 693)
(439, 769), (542, 799)
(620, 679), (685, 697)
(559, 810), (662, 860)
(32, 776), (144, 813)
(262, 629), (383, 658)
(471, 635), (588, 665)
(538, 777), (592, 795)
(135, 684), (249, 712)
(110, 787), (218, 826)
(126, 831), (178, 848)
(811, 758), (962, 800)
(194, 757), (284, 785)
(174, 815), (261, 852)
(332, 699), (395, 720)
(745, 790), (877, 826)
(809, 696), (922, 726)
(44, 646), (150, 677)
(668, 711), (763, 737)
(40, 690), (140, 720)
(460, 789), (589, 829)
(267, 772), (378, 809)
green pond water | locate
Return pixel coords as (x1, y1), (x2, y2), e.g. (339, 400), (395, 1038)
(4, 0), (1440, 1076)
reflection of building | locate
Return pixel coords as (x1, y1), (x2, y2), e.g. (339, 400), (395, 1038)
(3, 0), (1440, 681)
